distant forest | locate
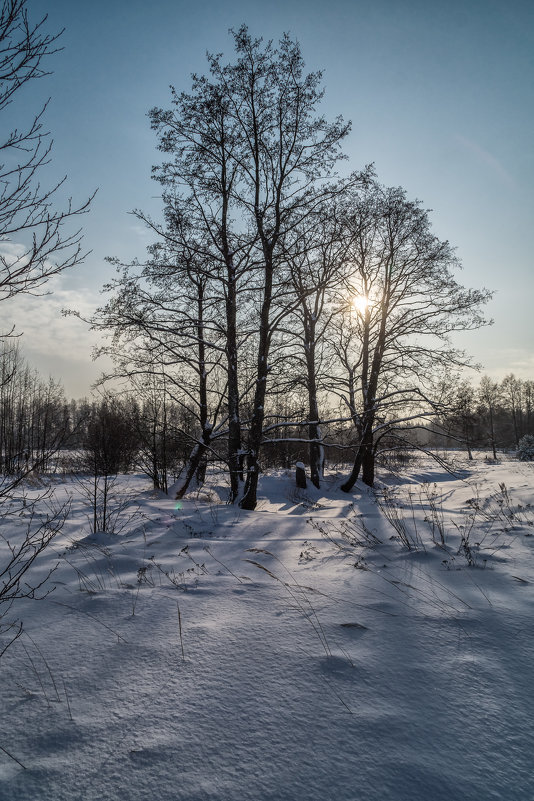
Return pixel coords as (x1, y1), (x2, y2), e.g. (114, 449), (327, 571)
(0, 342), (531, 491)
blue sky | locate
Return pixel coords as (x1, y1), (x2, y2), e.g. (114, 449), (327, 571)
(6, 0), (534, 396)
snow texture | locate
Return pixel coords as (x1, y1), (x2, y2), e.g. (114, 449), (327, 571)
(0, 455), (533, 800)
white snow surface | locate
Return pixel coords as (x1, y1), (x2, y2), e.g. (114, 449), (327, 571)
(1, 454), (534, 800)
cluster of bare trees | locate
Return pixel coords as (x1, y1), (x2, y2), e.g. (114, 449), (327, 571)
(88, 27), (491, 507)
(433, 374), (534, 458)
(0, 353), (204, 490)
(0, 342), (67, 473)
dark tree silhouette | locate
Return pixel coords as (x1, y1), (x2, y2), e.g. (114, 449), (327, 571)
(0, 0), (93, 307)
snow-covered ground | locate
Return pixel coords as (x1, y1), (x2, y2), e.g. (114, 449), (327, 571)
(1, 453), (533, 801)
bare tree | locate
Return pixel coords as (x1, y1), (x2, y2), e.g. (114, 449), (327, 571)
(129, 371), (179, 494)
(501, 374), (524, 447)
(524, 380), (534, 434)
(132, 27), (353, 508)
(0, 0), (93, 308)
(209, 28), (351, 509)
(328, 181), (491, 489)
(148, 72), (253, 502)
(448, 380), (478, 459)
(0, 340), (70, 478)
(0, 493), (69, 655)
(78, 397), (138, 533)
(91, 227), (229, 499)
(279, 201), (353, 487)
(478, 375), (501, 459)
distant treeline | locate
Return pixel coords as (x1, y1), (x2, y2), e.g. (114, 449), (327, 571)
(0, 344), (531, 490)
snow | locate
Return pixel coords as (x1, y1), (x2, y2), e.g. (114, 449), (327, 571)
(1, 455), (534, 800)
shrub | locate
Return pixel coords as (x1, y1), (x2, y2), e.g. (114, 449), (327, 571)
(517, 434), (534, 461)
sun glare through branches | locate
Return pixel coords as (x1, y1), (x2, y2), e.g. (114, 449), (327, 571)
(352, 294), (369, 316)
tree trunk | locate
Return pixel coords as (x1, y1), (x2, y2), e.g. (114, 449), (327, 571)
(341, 418), (375, 490)
(196, 450), (208, 485)
(226, 266), (243, 503)
(174, 425), (212, 499)
(175, 285), (213, 500)
(295, 462), (307, 489)
(240, 257), (273, 511)
(361, 435), (375, 487)
(309, 429), (324, 490)
(489, 406), (497, 459)
(240, 371), (268, 510)
(340, 445), (363, 492)
(305, 325), (324, 489)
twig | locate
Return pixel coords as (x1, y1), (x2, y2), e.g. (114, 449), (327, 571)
(51, 600), (127, 643)
(177, 603), (185, 662)
(204, 546), (244, 583)
(0, 743), (26, 770)
(62, 677), (74, 721)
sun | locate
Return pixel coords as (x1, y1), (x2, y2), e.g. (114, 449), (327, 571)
(352, 294), (369, 315)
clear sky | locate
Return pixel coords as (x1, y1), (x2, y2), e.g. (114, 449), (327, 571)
(5, 0), (534, 397)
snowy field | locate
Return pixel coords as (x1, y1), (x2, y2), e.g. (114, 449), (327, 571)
(0, 453), (533, 801)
